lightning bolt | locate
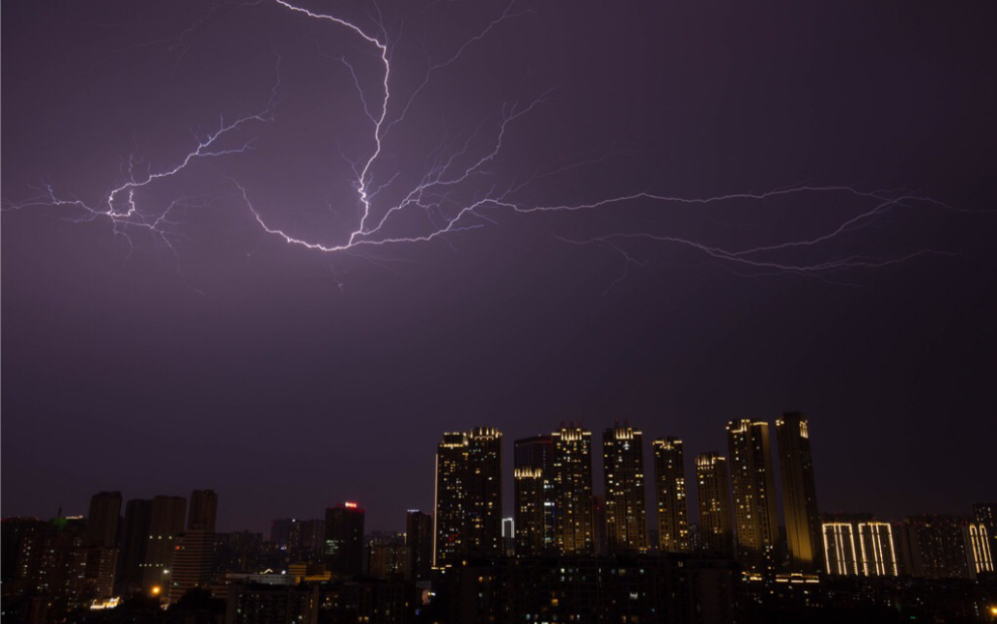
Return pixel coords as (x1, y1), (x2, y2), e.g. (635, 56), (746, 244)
(2, 0), (983, 289)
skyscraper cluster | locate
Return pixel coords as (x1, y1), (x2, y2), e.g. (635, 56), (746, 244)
(434, 413), (851, 577)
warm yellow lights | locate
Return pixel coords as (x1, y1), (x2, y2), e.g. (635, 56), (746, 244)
(150, 585), (162, 596)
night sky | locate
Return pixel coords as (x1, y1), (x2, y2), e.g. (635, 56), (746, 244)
(3, 0), (995, 533)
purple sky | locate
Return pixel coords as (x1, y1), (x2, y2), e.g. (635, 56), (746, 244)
(3, 0), (996, 533)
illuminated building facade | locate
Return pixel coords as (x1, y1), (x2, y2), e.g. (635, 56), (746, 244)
(325, 503), (365, 577)
(822, 522), (859, 575)
(966, 522), (994, 576)
(552, 425), (595, 555)
(433, 428), (503, 567)
(142, 495), (187, 593)
(776, 412), (822, 572)
(726, 420), (779, 573)
(465, 427), (504, 559)
(514, 435), (556, 554)
(695, 453), (733, 556)
(653, 437), (689, 552)
(405, 510), (433, 581)
(602, 425), (648, 554)
(514, 467), (547, 556)
(857, 521), (899, 576)
(973, 502), (996, 569)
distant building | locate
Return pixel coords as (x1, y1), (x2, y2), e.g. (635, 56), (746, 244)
(653, 437), (690, 552)
(142, 495), (187, 594)
(405, 510), (433, 581)
(325, 503), (365, 577)
(602, 425), (649, 554)
(369, 542), (411, 580)
(727, 420), (779, 573)
(433, 428), (503, 567)
(118, 499), (152, 593)
(972, 503), (996, 569)
(895, 515), (988, 579)
(514, 467), (546, 556)
(776, 413), (822, 573)
(85, 491), (121, 549)
(514, 435), (556, 554)
(225, 583), (319, 624)
(552, 425), (595, 555)
(188, 489), (218, 532)
(695, 453), (733, 556)
(822, 521), (859, 575)
(170, 529), (215, 603)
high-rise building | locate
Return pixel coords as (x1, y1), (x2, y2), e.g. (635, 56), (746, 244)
(514, 467), (546, 556)
(435, 432), (469, 567)
(653, 437), (689, 552)
(86, 491), (122, 548)
(466, 427), (503, 558)
(602, 425), (648, 554)
(695, 453), (733, 556)
(142, 495), (187, 594)
(857, 521), (899, 577)
(727, 419), (779, 573)
(325, 503), (365, 577)
(170, 529), (215, 603)
(896, 515), (981, 579)
(552, 425), (595, 555)
(776, 412), (822, 572)
(118, 499), (151, 593)
(973, 503), (996, 569)
(405, 510), (433, 582)
(967, 522), (994, 576)
(84, 491), (122, 600)
(187, 489), (218, 532)
(514, 435), (556, 554)
(433, 428), (503, 567)
(822, 522), (859, 576)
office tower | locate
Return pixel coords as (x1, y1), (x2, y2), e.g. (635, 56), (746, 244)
(602, 425), (648, 554)
(552, 425), (595, 555)
(727, 420), (779, 573)
(973, 503), (997, 568)
(406, 510), (433, 582)
(653, 437), (689, 552)
(118, 499), (152, 592)
(188, 489), (218, 532)
(86, 491), (122, 548)
(776, 412), (822, 572)
(433, 428), (503, 567)
(515, 467), (546, 556)
(325, 502), (365, 576)
(695, 453), (733, 556)
(514, 435), (556, 553)
(822, 522), (859, 575)
(142, 495), (187, 593)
